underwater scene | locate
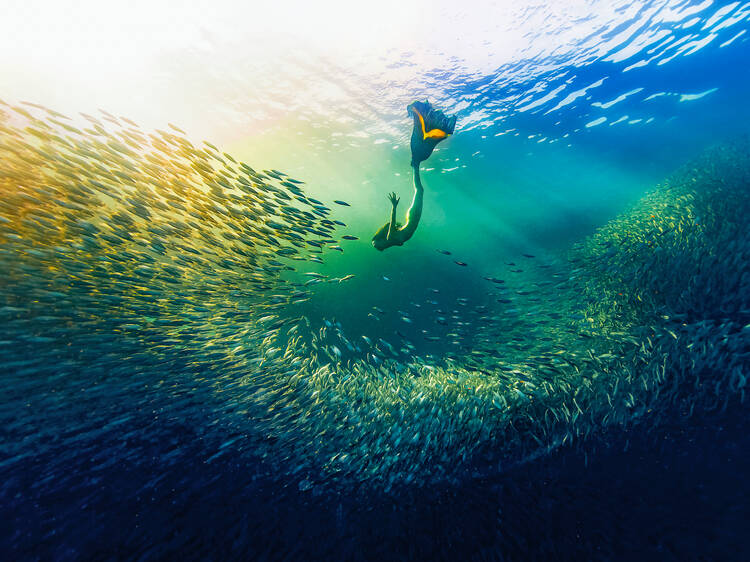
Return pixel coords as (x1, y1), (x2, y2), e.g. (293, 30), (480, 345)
(2, 1), (750, 560)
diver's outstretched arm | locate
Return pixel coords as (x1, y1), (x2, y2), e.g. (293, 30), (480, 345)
(399, 165), (424, 242)
(386, 192), (400, 239)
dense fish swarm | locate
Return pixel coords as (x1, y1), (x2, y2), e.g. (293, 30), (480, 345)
(1, 101), (749, 495)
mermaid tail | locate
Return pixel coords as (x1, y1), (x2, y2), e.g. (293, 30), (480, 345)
(407, 100), (457, 167)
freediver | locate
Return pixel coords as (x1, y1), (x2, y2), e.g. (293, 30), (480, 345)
(372, 100), (456, 251)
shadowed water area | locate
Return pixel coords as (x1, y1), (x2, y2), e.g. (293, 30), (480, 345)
(1, 1), (750, 560)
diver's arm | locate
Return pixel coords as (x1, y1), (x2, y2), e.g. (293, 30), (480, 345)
(398, 165), (424, 241)
(386, 192), (399, 239)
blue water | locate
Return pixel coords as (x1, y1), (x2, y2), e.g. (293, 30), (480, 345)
(2, 1), (750, 560)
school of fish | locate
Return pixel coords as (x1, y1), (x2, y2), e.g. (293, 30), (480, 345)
(1, 100), (749, 495)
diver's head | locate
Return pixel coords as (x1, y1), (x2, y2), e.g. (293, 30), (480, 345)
(372, 223), (390, 251)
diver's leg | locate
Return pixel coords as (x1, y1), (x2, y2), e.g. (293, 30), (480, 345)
(400, 165), (424, 242)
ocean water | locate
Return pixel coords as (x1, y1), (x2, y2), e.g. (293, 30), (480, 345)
(1, 1), (750, 560)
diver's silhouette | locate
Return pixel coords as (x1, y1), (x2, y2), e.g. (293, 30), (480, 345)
(372, 101), (456, 252)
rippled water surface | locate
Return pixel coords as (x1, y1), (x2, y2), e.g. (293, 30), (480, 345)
(2, 1), (750, 560)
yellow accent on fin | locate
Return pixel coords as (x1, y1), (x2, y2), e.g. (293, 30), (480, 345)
(424, 128), (447, 139)
(413, 108), (449, 141)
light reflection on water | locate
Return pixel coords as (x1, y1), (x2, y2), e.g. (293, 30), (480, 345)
(2, 1), (748, 145)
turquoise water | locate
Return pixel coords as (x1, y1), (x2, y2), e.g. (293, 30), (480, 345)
(1, 1), (750, 559)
